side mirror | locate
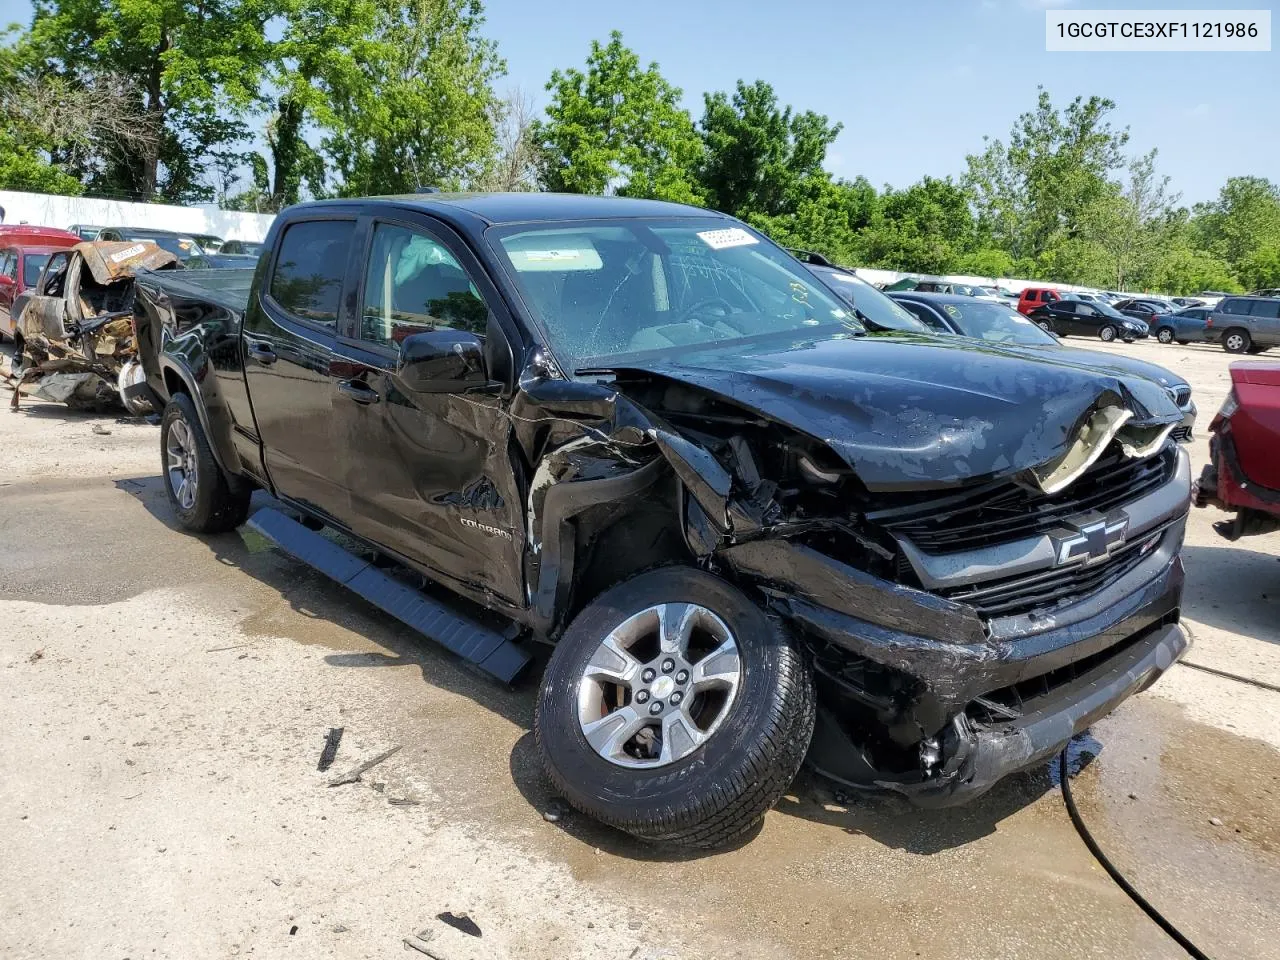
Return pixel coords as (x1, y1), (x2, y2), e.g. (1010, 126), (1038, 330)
(396, 328), (489, 393)
(0, 275), (14, 286)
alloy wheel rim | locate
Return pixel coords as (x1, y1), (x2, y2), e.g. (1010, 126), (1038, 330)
(1101, 327), (1115, 341)
(166, 419), (199, 510)
(1227, 334), (1244, 351)
(577, 602), (742, 769)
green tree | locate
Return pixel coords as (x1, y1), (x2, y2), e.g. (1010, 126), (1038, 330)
(1189, 176), (1280, 287)
(24, 0), (271, 201)
(965, 88), (1129, 263)
(322, 0), (503, 196)
(697, 79), (840, 219)
(535, 31), (702, 203)
(1078, 150), (1177, 289)
(858, 177), (977, 273)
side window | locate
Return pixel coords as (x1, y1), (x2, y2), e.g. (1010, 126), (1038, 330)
(1220, 299), (1248, 315)
(41, 252), (71, 296)
(1249, 299), (1280, 319)
(1076, 304), (1095, 316)
(268, 219), (355, 327)
(1, 251), (16, 278)
(900, 300), (946, 330)
(359, 222), (488, 348)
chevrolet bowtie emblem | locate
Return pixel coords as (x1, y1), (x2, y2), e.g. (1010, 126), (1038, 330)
(1052, 516), (1129, 567)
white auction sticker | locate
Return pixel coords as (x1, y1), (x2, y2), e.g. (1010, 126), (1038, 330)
(696, 227), (759, 250)
(1047, 9), (1270, 51)
(109, 243), (148, 263)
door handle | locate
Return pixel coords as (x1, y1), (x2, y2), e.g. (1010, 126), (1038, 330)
(247, 342), (277, 365)
(337, 379), (380, 404)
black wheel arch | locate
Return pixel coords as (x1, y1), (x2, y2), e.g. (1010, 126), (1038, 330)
(157, 356), (242, 479)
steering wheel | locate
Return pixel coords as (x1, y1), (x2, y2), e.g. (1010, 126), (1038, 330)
(677, 296), (737, 325)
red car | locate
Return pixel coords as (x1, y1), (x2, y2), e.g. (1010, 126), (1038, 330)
(1194, 360), (1280, 539)
(0, 225), (80, 341)
(1016, 286), (1063, 315)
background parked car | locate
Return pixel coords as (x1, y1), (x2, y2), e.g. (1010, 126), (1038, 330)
(0, 225), (80, 341)
(890, 290), (1195, 439)
(192, 233), (225, 253)
(65, 224), (105, 240)
(1153, 306), (1213, 344)
(184, 252), (261, 270)
(1208, 295), (1280, 354)
(1030, 297), (1148, 342)
(95, 227), (205, 262)
(1171, 297), (1205, 308)
(1016, 286), (1062, 314)
(799, 258), (935, 333)
(1114, 297), (1176, 326)
(220, 239), (265, 256)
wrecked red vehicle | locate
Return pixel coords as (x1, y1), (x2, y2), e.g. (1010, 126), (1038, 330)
(1194, 361), (1280, 539)
(6, 240), (176, 412)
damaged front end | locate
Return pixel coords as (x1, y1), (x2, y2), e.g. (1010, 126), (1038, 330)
(6, 241), (177, 411)
(590, 345), (1192, 804)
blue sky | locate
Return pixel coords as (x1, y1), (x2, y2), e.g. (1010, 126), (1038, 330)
(2, 0), (1276, 204)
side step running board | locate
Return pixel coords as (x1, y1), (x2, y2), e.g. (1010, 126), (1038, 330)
(247, 508), (531, 683)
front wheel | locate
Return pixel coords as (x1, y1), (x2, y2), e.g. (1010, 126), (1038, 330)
(1223, 329), (1251, 354)
(1156, 327), (1174, 344)
(535, 567), (815, 849)
(160, 393), (252, 533)
(1037, 321), (1051, 333)
(1099, 325), (1118, 342)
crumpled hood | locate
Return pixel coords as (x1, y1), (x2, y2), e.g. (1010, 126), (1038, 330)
(618, 333), (1184, 492)
(982, 341), (1189, 395)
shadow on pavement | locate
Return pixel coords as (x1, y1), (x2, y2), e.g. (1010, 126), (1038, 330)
(1181, 542), (1280, 645)
(117, 472), (1102, 861)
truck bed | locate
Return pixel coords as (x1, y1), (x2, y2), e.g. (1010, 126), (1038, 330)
(137, 267), (257, 314)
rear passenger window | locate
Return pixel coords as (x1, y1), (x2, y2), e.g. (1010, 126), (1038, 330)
(269, 219), (355, 327)
(1220, 299), (1249, 315)
(1249, 300), (1280, 319)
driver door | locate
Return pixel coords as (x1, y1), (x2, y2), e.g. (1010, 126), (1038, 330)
(329, 214), (526, 606)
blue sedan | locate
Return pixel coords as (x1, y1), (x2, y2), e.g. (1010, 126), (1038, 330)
(1152, 306), (1212, 344)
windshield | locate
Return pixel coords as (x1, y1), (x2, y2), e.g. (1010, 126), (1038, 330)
(932, 299), (1058, 346)
(489, 219), (874, 370)
(810, 266), (930, 332)
(22, 253), (49, 287)
(1094, 301), (1131, 320)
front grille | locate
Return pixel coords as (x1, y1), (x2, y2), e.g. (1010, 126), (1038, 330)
(938, 525), (1166, 619)
(1169, 385), (1191, 407)
(879, 444), (1177, 555)
(1171, 424), (1193, 443)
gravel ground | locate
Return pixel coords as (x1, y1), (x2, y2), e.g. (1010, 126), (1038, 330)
(1, 337), (1277, 960)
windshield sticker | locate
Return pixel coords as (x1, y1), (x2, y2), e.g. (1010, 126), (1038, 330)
(696, 227), (758, 251)
(943, 304), (961, 317)
(109, 243), (148, 263)
(506, 245), (603, 272)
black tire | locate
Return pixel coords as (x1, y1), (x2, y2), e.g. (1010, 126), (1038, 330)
(535, 567), (815, 849)
(160, 392), (251, 533)
(1156, 327), (1174, 344)
(1099, 325), (1118, 342)
(1222, 329), (1251, 354)
(1176, 339), (1189, 345)
(1037, 321), (1051, 333)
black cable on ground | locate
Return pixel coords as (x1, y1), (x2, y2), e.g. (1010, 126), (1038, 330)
(1059, 751), (1213, 960)
(1178, 658), (1280, 695)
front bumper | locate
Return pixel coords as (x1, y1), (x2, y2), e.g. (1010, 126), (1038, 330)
(720, 450), (1192, 807)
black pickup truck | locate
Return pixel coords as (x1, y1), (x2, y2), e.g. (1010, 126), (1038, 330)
(132, 193), (1191, 848)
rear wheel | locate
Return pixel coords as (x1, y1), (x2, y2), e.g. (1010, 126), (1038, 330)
(1099, 325), (1118, 342)
(535, 567), (815, 849)
(1223, 329), (1251, 354)
(160, 392), (252, 533)
(1156, 327), (1174, 344)
(1037, 321), (1051, 333)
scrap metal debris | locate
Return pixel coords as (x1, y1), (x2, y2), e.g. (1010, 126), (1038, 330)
(326, 745), (401, 787)
(27, 648), (44, 664)
(317, 727), (344, 772)
(5, 240), (177, 412)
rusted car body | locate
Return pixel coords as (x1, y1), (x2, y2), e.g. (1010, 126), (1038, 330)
(5, 240), (177, 410)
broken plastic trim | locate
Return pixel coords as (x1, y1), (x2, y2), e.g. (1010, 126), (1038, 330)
(1028, 404), (1133, 495)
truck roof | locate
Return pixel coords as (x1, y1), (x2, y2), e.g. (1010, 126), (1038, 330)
(293, 192), (726, 226)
